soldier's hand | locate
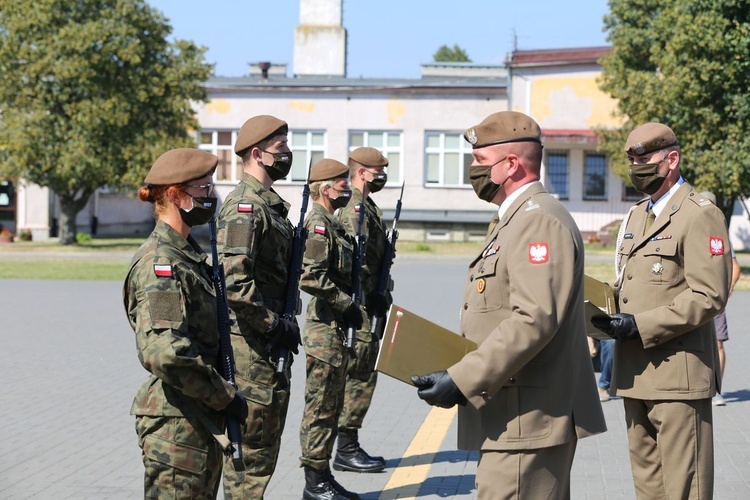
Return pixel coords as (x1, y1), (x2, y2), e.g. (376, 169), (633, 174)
(365, 291), (388, 316)
(343, 302), (364, 329)
(225, 392), (248, 422)
(592, 313), (640, 342)
(412, 370), (467, 408)
(270, 317), (301, 354)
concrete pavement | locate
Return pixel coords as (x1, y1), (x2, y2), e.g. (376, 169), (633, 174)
(1, 256), (750, 498)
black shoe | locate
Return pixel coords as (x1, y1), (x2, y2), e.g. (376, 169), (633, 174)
(324, 468), (360, 500)
(334, 430), (386, 473)
(303, 466), (349, 500)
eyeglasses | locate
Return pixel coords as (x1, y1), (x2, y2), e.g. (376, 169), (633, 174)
(183, 182), (215, 197)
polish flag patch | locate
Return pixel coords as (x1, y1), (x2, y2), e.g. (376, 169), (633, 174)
(314, 225), (326, 235)
(153, 264), (173, 278)
(237, 203), (253, 213)
(709, 237), (725, 255)
(354, 205), (361, 213)
(528, 242), (549, 264)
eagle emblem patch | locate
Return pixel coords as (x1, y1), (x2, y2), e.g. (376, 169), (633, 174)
(528, 242), (549, 264)
(709, 237), (724, 255)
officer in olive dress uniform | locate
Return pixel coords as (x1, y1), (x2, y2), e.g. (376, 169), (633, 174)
(124, 148), (248, 499)
(298, 159), (362, 500)
(593, 123), (731, 499)
(334, 147), (391, 473)
(413, 112), (607, 500)
(217, 115), (302, 498)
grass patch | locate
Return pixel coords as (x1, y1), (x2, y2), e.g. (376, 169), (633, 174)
(0, 237), (143, 253)
(0, 259), (130, 280)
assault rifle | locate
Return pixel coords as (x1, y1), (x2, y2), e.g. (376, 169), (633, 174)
(345, 202), (367, 356)
(272, 162), (311, 386)
(369, 181), (405, 338)
(208, 218), (244, 472)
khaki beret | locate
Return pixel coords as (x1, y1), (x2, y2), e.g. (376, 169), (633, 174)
(310, 159), (349, 182)
(625, 122), (678, 156)
(348, 147), (388, 169)
(463, 111), (542, 149)
(234, 115), (288, 156)
(144, 148), (217, 185)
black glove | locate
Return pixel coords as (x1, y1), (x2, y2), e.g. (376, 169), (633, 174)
(591, 313), (640, 342)
(343, 302), (364, 329)
(269, 317), (301, 354)
(411, 370), (467, 408)
(366, 291), (388, 317)
(225, 392), (248, 422)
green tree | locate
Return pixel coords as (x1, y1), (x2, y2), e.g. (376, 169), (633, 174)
(0, 0), (212, 244)
(597, 0), (750, 223)
(433, 44), (472, 63)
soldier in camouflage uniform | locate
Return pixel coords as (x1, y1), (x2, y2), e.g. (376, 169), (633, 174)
(124, 148), (248, 499)
(334, 147), (392, 473)
(217, 115), (302, 498)
(299, 159), (362, 500)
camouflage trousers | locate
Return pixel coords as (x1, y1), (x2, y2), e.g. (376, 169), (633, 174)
(135, 414), (223, 499)
(300, 351), (348, 469)
(223, 378), (290, 499)
(338, 336), (379, 431)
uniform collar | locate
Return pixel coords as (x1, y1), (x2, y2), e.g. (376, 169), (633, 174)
(649, 177), (684, 217)
(242, 175), (290, 217)
(153, 220), (206, 265)
(497, 181), (540, 221)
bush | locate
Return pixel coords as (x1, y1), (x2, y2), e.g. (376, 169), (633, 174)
(76, 232), (93, 244)
(18, 228), (32, 241)
(416, 243), (432, 252)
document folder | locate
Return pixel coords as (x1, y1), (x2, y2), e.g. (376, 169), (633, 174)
(584, 274), (617, 340)
(375, 304), (477, 386)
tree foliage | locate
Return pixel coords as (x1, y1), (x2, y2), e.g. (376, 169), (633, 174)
(0, 0), (212, 244)
(433, 44), (472, 63)
(598, 0), (750, 223)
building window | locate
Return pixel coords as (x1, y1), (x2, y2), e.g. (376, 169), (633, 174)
(198, 130), (239, 182)
(348, 131), (403, 184)
(424, 132), (473, 187)
(285, 130), (326, 183)
(583, 152), (608, 200)
(545, 151), (569, 200)
(623, 184), (643, 201)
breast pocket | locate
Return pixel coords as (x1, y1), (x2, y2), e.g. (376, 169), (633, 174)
(641, 239), (680, 285)
(470, 254), (503, 312)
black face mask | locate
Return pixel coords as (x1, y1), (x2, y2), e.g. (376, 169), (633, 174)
(367, 173), (387, 193)
(629, 161), (666, 195)
(260, 149), (293, 181)
(469, 157), (507, 203)
(179, 196), (217, 227)
(329, 188), (352, 210)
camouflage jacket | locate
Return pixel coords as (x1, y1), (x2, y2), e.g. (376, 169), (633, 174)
(300, 203), (356, 366)
(124, 221), (235, 417)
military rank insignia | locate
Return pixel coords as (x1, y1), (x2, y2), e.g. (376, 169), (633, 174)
(153, 264), (173, 278)
(476, 278), (486, 293)
(651, 263), (664, 275)
(528, 242), (549, 264)
(709, 236), (725, 255)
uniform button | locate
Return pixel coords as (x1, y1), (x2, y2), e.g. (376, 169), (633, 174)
(470, 275), (474, 281)
(654, 338), (660, 344)
(461, 332), (466, 338)
(656, 247), (660, 251)
(480, 390), (489, 399)
(463, 303), (468, 310)
(627, 274), (633, 280)
(509, 377), (516, 384)
(623, 297), (628, 304)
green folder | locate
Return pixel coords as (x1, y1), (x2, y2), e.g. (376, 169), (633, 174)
(584, 274), (617, 340)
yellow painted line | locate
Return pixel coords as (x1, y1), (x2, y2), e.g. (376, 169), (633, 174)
(378, 406), (457, 499)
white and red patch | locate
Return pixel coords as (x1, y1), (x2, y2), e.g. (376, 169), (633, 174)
(709, 236), (725, 255)
(314, 225), (326, 235)
(237, 203), (253, 213)
(153, 264), (173, 278)
(528, 242), (549, 264)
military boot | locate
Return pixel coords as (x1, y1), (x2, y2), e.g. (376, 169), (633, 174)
(333, 430), (386, 473)
(303, 466), (349, 500)
(324, 467), (361, 500)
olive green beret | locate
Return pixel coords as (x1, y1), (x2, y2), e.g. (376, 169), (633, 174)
(234, 115), (288, 156)
(144, 148), (217, 185)
(348, 147), (388, 169)
(310, 158), (349, 182)
(463, 111), (542, 149)
(625, 122), (678, 156)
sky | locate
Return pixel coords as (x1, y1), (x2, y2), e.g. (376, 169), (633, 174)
(147, 0), (611, 79)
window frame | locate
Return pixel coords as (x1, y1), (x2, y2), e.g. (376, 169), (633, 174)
(423, 131), (474, 188)
(583, 151), (608, 201)
(348, 130), (404, 185)
(544, 150), (570, 200)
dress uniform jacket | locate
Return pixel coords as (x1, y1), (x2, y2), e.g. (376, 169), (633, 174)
(449, 182), (606, 451)
(613, 183), (731, 399)
(217, 175), (294, 392)
(124, 220), (235, 417)
(300, 203), (356, 367)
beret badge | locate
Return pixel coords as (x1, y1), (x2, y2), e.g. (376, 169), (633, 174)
(466, 128), (478, 145)
(633, 143), (645, 155)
